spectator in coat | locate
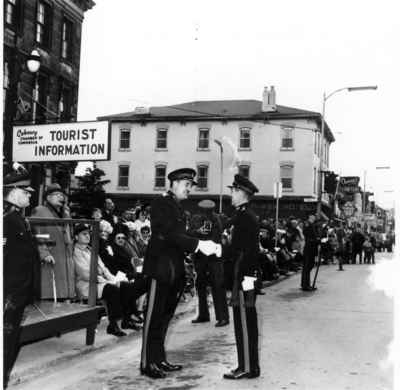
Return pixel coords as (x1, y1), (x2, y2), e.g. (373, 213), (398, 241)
(351, 226), (365, 264)
(73, 224), (142, 336)
(31, 183), (75, 300)
(102, 198), (118, 227)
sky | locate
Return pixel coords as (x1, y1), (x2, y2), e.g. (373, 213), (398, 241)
(77, 0), (399, 209)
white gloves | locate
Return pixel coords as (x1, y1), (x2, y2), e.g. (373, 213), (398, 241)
(196, 240), (222, 257)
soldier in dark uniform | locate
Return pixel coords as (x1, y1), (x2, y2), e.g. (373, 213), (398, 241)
(3, 173), (39, 388)
(140, 168), (220, 379)
(301, 214), (319, 291)
(222, 174), (261, 380)
(191, 199), (229, 327)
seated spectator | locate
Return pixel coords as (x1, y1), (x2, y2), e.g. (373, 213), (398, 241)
(139, 225), (151, 247)
(73, 223), (142, 337)
(111, 233), (136, 280)
(91, 208), (103, 221)
(102, 198), (118, 227)
(132, 208), (151, 233)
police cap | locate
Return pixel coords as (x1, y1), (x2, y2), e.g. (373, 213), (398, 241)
(3, 171), (35, 193)
(228, 174), (259, 195)
(167, 168), (197, 185)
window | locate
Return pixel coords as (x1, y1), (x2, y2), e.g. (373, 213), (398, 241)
(197, 165), (209, 189)
(239, 165), (250, 179)
(36, 1), (51, 48)
(156, 128), (168, 149)
(155, 165), (167, 188)
(313, 167), (317, 194)
(280, 164), (294, 191)
(32, 72), (49, 124)
(118, 165), (129, 187)
(61, 18), (73, 61)
(198, 128), (209, 149)
(281, 126), (294, 149)
(5, 0), (16, 26)
(119, 128), (131, 149)
(3, 61), (10, 113)
(239, 127), (251, 149)
(314, 131), (318, 154)
(58, 80), (73, 121)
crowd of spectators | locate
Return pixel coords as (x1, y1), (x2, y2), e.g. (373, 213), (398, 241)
(29, 190), (396, 338)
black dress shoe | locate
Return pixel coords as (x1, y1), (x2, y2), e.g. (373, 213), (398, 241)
(191, 317), (210, 324)
(223, 369), (260, 379)
(131, 312), (144, 323)
(302, 286), (317, 291)
(158, 361), (183, 371)
(215, 319), (229, 327)
(140, 363), (167, 379)
(121, 319), (142, 331)
(106, 324), (127, 337)
(223, 370), (249, 379)
(247, 368), (260, 378)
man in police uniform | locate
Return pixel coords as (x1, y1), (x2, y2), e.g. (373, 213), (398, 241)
(3, 173), (39, 388)
(222, 174), (260, 380)
(191, 199), (229, 327)
(140, 168), (220, 379)
(301, 214), (319, 291)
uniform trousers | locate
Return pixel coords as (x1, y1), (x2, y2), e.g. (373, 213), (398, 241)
(3, 292), (28, 388)
(141, 277), (185, 368)
(101, 280), (147, 321)
(232, 289), (259, 372)
(194, 259), (229, 321)
(301, 250), (315, 289)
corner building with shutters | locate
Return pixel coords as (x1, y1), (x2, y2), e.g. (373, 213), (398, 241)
(97, 88), (335, 219)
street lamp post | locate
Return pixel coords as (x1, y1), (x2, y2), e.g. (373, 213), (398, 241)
(316, 85), (377, 218)
(214, 139), (224, 214)
(4, 49), (41, 164)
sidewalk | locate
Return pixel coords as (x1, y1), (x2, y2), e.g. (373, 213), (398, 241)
(10, 271), (299, 387)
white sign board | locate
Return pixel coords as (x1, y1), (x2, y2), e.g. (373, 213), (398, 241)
(12, 121), (109, 162)
(273, 182), (282, 198)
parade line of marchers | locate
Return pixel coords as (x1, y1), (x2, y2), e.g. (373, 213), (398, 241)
(34, 143), (105, 157)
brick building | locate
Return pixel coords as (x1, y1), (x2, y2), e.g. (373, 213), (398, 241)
(3, 0), (94, 203)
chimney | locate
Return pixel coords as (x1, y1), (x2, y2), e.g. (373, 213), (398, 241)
(262, 85), (277, 112)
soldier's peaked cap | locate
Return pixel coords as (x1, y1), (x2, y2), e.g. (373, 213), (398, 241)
(3, 171), (35, 192)
(228, 174), (259, 195)
(167, 168), (197, 185)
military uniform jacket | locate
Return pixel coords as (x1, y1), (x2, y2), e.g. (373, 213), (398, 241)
(303, 222), (319, 256)
(223, 203), (259, 285)
(3, 208), (40, 301)
(143, 192), (199, 284)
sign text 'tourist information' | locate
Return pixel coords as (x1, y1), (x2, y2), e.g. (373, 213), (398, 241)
(12, 121), (109, 162)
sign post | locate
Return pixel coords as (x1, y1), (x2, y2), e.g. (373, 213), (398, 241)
(274, 181), (282, 247)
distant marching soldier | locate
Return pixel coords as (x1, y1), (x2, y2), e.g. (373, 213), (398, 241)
(221, 174), (261, 380)
(3, 173), (39, 388)
(140, 168), (220, 379)
(191, 199), (229, 327)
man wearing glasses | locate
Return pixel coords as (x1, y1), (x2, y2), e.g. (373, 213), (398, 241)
(140, 168), (219, 379)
